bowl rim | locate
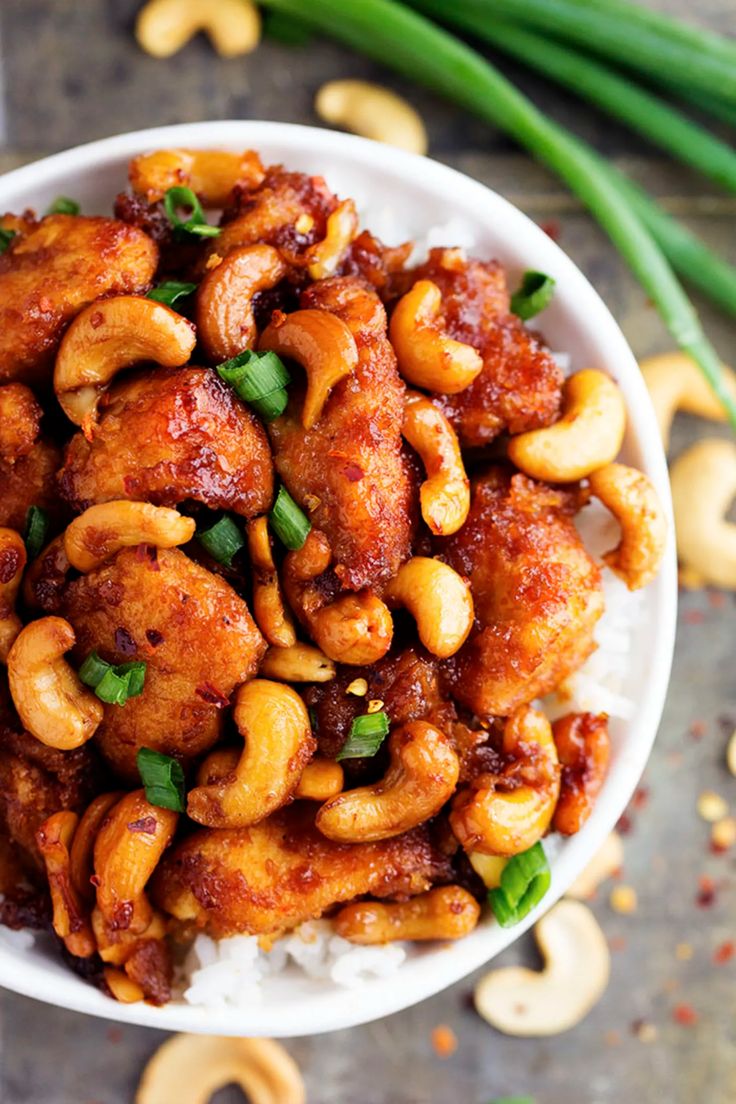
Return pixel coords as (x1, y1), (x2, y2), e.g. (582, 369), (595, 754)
(0, 120), (677, 1036)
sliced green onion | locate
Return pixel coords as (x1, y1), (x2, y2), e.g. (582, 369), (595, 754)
(115, 661), (147, 698)
(0, 229), (16, 253)
(78, 651), (111, 688)
(163, 185), (221, 239)
(94, 667), (130, 706)
(268, 486), (311, 551)
(337, 711), (390, 760)
(147, 280), (198, 307)
(510, 270), (556, 320)
(489, 842), (551, 928)
(46, 196), (80, 215)
(79, 650), (147, 706)
(217, 349), (291, 422)
(23, 506), (49, 561)
(136, 747), (186, 813)
(196, 515), (246, 566)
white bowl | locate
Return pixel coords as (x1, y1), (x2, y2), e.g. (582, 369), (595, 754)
(0, 120), (677, 1036)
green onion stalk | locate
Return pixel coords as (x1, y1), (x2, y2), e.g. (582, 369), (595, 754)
(258, 0), (736, 428)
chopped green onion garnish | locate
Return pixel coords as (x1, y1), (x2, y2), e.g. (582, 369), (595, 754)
(488, 842), (551, 928)
(79, 650), (147, 707)
(268, 486), (311, 551)
(337, 711), (390, 760)
(46, 196), (80, 216)
(0, 229), (16, 253)
(510, 270), (556, 320)
(163, 185), (221, 239)
(147, 280), (198, 307)
(23, 505), (49, 561)
(217, 349), (291, 422)
(196, 515), (246, 566)
(136, 747), (186, 813)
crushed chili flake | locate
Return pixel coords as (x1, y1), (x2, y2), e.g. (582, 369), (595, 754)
(708, 590), (727, 609)
(540, 219), (561, 241)
(195, 682), (229, 707)
(608, 935), (627, 953)
(114, 626), (137, 656)
(430, 1024), (458, 1058)
(145, 628), (164, 647)
(616, 812), (633, 835)
(631, 786), (649, 810)
(342, 461), (364, 483)
(713, 940), (735, 965)
(683, 609), (705, 625)
(696, 875), (717, 909)
(127, 816), (157, 835)
(689, 720), (706, 741)
(106, 1027), (123, 1044)
(673, 1003), (699, 1026)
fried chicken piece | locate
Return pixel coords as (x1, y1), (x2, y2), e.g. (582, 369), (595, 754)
(268, 277), (414, 590)
(0, 215), (158, 388)
(0, 382), (62, 531)
(152, 805), (447, 937)
(59, 367), (274, 517)
(403, 249), (563, 445)
(439, 468), (604, 717)
(62, 547), (265, 780)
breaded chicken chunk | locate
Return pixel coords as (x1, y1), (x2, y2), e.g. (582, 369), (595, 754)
(63, 547), (265, 780)
(268, 277), (414, 590)
(439, 469), (604, 717)
(0, 382), (62, 531)
(152, 805), (447, 936)
(0, 215), (158, 388)
(405, 249), (563, 446)
(59, 367), (274, 517)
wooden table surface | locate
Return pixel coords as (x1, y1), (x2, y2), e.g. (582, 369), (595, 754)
(1, 2), (735, 1101)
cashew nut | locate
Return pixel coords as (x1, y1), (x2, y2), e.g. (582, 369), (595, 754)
(197, 245), (288, 362)
(450, 706), (561, 857)
(64, 501), (196, 572)
(69, 792), (124, 903)
(552, 712), (610, 836)
(508, 369), (626, 481)
(104, 967), (145, 1004)
(389, 280), (483, 394)
(566, 831), (624, 900)
(640, 351), (736, 451)
(246, 516), (297, 649)
(7, 617), (103, 750)
(334, 885), (479, 943)
(36, 811), (96, 958)
(187, 679), (316, 828)
(315, 80), (428, 155)
(474, 899), (610, 1035)
(259, 641), (336, 682)
(402, 391), (469, 536)
(383, 556), (473, 659)
(295, 758), (344, 801)
(0, 528), (26, 663)
(316, 720), (459, 842)
(468, 852), (508, 890)
(670, 438), (736, 589)
(259, 308), (359, 429)
(54, 296), (196, 427)
(136, 0), (261, 59)
(129, 148), (265, 205)
(304, 199), (359, 280)
(588, 463), (667, 590)
(135, 1034), (305, 1104)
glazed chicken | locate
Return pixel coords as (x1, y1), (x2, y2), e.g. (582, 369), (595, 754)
(0, 383), (61, 531)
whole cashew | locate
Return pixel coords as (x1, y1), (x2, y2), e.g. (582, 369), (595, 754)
(588, 463), (667, 590)
(54, 296), (196, 427)
(450, 706), (561, 857)
(389, 279), (483, 394)
(295, 758), (344, 801)
(305, 199), (359, 280)
(197, 245), (288, 363)
(69, 792), (124, 902)
(136, 0), (261, 60)
(334, 885), (480, 943)
(259, 308), (359, 429)
(187, 679), (316, 828)
(552, 712), (610, 836)
(135, 1034), (305, 1104)
(508, 369), (626, 481)
(474, 899), (610, 1036)
(670, 438), (736, 589)
(640, 351), (736, 451)
(246, 517), (297, 649)
(259, 641), (336, 682)
(383, 556), (473, 659)
(36, 811), (96, 958)
(7, 617), (103, 750)
(402, 391), (470, 536)
(0, 528), (26, 662)
(316, 720), (459, 843)
(64, 501), (196, 572)
(315, 80), (428, 155)
(129, 147), (265, 205)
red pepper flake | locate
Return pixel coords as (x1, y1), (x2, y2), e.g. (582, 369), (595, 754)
(631, 786), (649, 810)
(342, 461), (364, 483)
(430, 1024), (458, 1058)
(114, 626), (137, 656)
(90, 310), (104, 329)
(689, 720), (706, 741)
(145, 628), (164, 647)
(696, 875), (717, 908)
(127, 816), (157, 835)
(616, 812), (633, 835)
(608, 935), (627, 953)
(106, 1027), (123, 1044)
(540, 219), (561, 241)
(683, 609), (705, 625)
(708, 590), (727, 609)
(673, 1003), (699, 1026)
(713, 940), (735, 964)
(196, 682), (229, 707)
(89, 874), (101, 888)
